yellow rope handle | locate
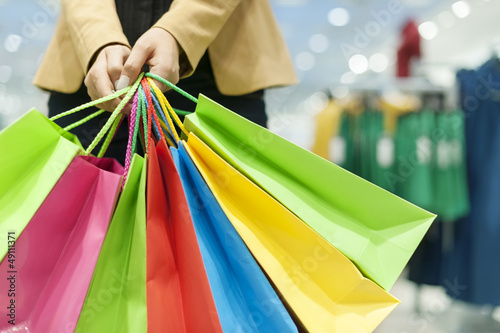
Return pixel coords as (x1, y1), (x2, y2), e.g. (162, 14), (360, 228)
(147, 78), (190, 138)
(146, 78), (180, 142)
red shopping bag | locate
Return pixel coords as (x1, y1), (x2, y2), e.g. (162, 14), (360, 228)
(136, 76), (221, 332)
(146, 137), (222, 332)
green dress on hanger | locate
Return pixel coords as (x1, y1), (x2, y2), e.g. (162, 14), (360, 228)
(394, 110), (435, 212)
(433, 110), (469, 221)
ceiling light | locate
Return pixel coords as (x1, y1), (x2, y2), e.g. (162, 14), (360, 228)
(418, 21), (438, 40)
(348, 54), (368, 74)
(452, 1), (471, 19)
(328, 8), (350, 27)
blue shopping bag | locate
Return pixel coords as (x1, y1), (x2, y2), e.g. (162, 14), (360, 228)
(171, 143), (297, 333)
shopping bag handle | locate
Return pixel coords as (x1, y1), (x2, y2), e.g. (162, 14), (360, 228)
(141, 79), (166, 146)
(61, 109), (106, 132)
(147, 79), (183, 139)
(123, 91), (140, 183)
(172, 108), (192, 116)
(96, 112), (124, 158)
(123, 80), (163, 160)
(86, 73), (144, 156)
(50, 86), (130, 124)
(145, 72), (198, 104)
(48, 73), (144, 157)
(149, 89), (178, 145)
(146, 78), (190, 139)
(124, 79), (163, 184)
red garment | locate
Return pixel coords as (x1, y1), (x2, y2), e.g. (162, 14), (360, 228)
(397, 20), (421, 77)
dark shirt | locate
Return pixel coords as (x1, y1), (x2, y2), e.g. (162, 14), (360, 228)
(115, 0), (173, 46)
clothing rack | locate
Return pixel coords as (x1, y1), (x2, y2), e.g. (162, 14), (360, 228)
(331, 77), (453, 111)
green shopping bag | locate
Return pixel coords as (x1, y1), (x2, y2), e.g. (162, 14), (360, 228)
(75, 77), (150, 332)
(181, 94), (436, 290)
(0, 110), (82, 259)
(76, 154), (147, 333)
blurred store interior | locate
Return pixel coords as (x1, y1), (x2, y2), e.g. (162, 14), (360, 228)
(2, 0), (500, 332)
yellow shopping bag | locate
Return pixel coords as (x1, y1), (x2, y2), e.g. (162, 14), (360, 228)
(183, 133), (399, 333)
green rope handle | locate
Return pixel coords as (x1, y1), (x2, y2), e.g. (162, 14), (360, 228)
(85, 73), (144, 156)
(63, 109), (106, 132)
(97, 113), (123, 158)
(138, 127), (146, 154)
(172, 108), (193, 116)
(50, 86), (131, 122)
(145, 73), (198, 104)
(146, 78), (183, 140)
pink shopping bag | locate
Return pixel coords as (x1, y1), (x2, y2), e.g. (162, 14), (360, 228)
(0, 155), (122, 332)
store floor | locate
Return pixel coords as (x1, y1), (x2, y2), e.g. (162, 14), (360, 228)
(375, 272), (500, 333)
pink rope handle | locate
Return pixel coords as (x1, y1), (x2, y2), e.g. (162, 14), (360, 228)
(141, 79), (154, 154)
(122, 92), (139, 187)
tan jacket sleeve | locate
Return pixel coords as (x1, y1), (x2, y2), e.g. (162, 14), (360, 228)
(153, 0), (242, 77)
(61, 0), (130, 73)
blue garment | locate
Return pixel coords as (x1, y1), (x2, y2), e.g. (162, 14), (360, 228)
(443, 59), (500, 305)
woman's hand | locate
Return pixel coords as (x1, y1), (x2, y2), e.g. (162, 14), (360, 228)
(115, 27), (181, 92)
(84, 44), (131, 112)
(84, 28), (181, 112)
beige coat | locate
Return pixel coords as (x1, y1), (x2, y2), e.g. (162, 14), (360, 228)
(33, 0), (298, 95)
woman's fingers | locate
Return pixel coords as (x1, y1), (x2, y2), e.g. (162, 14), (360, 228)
(117, 27), (180, 92)
(84, 44), (131, 112)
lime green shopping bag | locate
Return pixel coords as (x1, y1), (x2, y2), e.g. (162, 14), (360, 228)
(0, 110), (82, 259)
(76, 154), (147, 333)
(181, 94), (436, 290)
